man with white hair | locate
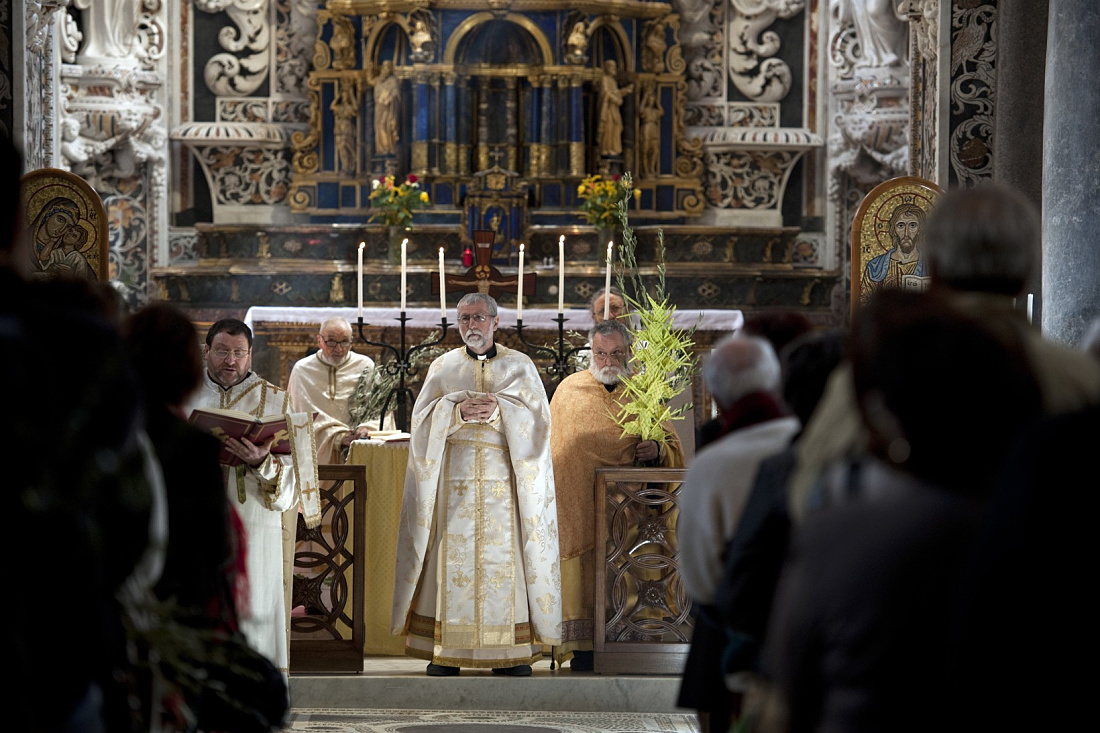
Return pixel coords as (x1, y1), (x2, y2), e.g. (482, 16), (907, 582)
(391, 293), (562, 677)
(676, 333), (801, 733)
(549, 319), (684, 671)
(287, 316), (380, 465)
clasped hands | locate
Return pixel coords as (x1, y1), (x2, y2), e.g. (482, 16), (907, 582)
(224, 435), (275, 467)
(459, 394), (498, 422)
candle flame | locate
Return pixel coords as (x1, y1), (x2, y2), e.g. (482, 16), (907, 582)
(359, 242), (365, 250)
(519, 243), (525, 252)
(402, 238), (409, 246)
(559, 234), (565, 244)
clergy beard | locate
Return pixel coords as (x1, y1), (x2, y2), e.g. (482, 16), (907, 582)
(590, 362), (627, 386)
(462, 330), (488, 350)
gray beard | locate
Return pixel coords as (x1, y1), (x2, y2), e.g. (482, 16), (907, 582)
(590, 363), (626, 386)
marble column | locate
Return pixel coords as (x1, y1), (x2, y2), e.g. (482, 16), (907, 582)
(994, 0), (1049, 315)
(1042, 0), (1100, 345)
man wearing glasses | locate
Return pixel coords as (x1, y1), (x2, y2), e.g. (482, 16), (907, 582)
(548, 319), (685, 672)
(189, 318), (320, 687)
(392, 293), (562, 677)
(287, 316), (381, 464)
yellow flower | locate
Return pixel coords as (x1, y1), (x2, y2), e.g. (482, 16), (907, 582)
(420, 191), (429, 203)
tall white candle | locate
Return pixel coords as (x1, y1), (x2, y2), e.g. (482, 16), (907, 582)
(558, 235), (565, 313)
(604, 241), (613, 320)
(517, 243), (525, 320)
(400, 238), (408, 312)
(438, 247), (447, 320)
(357, 242), (364, 318)
(1027, 293), (1034, 324)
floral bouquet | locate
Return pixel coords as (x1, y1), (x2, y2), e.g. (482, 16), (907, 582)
(576, 173), (640, 228)
(368, 174), (430, 228)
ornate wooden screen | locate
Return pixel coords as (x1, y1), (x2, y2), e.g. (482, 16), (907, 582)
(593, 467), (691, 674)
(290, 464), (367, 673)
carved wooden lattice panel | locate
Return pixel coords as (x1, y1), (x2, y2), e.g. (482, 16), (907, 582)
(289, 464), (366, 673)
(593, 467), (692, 674)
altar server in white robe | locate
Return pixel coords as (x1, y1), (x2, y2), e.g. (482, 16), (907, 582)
(391, 293), (562, 677)
(189, 318), (320, 681)
(287, 316), (380, 465)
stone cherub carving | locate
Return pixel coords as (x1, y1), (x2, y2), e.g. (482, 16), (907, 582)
(409, 17), (436, 63)
(565, 20), (594, 65)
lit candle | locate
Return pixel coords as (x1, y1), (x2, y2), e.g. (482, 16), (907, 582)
(400, 238), (408, 312)
(438, 247), (447, 320)
(516, 243), (525, 320)
(357, 242), (364, 318)
(604, 241), (613, 320)
(1027, 293), (1034, 324)
(558, 235), (565, 313)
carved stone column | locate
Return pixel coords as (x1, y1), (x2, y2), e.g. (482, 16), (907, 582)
(1042, 0), (1100, 344)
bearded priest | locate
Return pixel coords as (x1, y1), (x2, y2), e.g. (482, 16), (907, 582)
(391, 293), (562, 677)
(548, 318), (685, 671)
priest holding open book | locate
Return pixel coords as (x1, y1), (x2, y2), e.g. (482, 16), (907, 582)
(187, 317), (320, 686)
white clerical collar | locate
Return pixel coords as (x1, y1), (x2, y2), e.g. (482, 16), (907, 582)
(466, 344), (498, 360)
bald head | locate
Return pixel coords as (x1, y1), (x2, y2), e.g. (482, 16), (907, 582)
(704, 334), (781, 410)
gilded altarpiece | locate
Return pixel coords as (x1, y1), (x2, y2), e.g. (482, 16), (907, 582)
(289, 2), (704, 232)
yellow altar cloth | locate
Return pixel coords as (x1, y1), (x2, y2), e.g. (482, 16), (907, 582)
(347, 439), (409, 655)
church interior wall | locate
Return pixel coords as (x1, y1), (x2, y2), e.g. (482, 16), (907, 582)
(7, 2), (1089, 341)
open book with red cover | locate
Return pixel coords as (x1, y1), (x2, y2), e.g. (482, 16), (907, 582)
(188, 406), (293, 467)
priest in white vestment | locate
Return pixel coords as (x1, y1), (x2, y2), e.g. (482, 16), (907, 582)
(287, 316), (380, 464)
(188, 318), (320, 681)
(391, 293), (562, 676)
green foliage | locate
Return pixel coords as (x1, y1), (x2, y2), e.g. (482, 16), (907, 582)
(608, 172), (699, 442)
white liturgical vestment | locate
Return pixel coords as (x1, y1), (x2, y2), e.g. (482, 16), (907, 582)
(287, 350), (376, 464)
(391, 345), (562, 668)
(188, 371), (320, 676)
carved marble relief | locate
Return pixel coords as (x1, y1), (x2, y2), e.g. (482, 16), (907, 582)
(685, 0), (822, 229)
(826, 0), (911, 318)
(947, 1), (997, 187)
(172, 1), (314, 226)
(45, 1), (169, 305)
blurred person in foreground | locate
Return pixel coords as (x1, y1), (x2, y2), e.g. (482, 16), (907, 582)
(787, 183), (1100, 523)
(391, 293), (561, 677)
(676, 334), (800, 733)
(758, 288), (1044, 733)
(549, 319), (685, 671)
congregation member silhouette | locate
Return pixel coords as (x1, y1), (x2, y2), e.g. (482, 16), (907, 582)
(758, 288), (1044, 733)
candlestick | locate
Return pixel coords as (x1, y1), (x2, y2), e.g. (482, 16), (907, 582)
(400, 238), (408, 312)
(604, 241), (613, 320)
(357, 242), (364, 318)
(438, 247), (447, 320)
(517, 243), (525, 319)
(558, 235), (565, 313)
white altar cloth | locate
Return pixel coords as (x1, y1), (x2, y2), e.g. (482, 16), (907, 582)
(243, 306), (744, 334)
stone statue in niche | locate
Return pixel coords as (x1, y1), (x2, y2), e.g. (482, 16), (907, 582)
(409, 17), (435, 63)
(597, 60), (634, 157)
(331, 83), (358, 173)
(838, 0), (909, 68)
(73, 0), (141, 63)
(565, 20), (593, 65)
(642, 20), (668, 73)
(639, 85), (663, 177)
(370, 61), (401, 155)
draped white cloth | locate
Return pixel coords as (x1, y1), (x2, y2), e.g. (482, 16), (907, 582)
(391, 346), (562, 667)
(188, 372), (320, 675)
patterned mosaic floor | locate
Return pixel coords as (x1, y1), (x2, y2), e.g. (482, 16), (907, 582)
(283, 709), (701, 732)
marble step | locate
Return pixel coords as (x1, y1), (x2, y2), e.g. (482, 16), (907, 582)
(289, 657), (685, 714)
